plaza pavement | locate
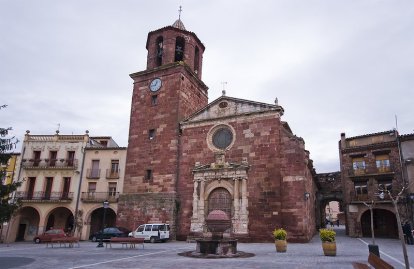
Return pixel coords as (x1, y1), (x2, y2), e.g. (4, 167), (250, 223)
(0, 226), (413, 269)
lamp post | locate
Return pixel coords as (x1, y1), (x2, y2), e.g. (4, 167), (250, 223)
(97, 200), (109, 248)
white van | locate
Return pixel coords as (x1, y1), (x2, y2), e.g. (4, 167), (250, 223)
(129, 223), (170, 243)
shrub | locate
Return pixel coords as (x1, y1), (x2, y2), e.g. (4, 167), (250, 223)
(319, 228), (336, 242)
(273, 228), (287, 240)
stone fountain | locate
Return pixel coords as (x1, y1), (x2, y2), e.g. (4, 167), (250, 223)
(179, 209), (254, 258)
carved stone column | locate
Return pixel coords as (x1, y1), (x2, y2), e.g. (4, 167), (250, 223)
(192, 180), (199, 219)
(241, 178), (247, 214)
(238, 178), (249, 234)
(190, 179), (205, 233)
(233, 179), (240, 215)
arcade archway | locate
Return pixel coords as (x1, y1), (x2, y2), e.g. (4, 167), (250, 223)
(89, 207), (116, 237)
(16, 206), (40, 241)
(46, 207), (74, 233)
(361, 209), (398, 238)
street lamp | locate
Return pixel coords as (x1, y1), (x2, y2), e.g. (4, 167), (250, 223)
(97, 200), (109, 248)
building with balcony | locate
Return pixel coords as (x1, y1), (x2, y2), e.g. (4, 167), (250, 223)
(0, 153), (20, 185)
(400, 133), (414, 224)
(5, 130), (89, 242)
(3, 131), (126, 243)
(339, 130), (408, 238)
(79, 137), (126, 240)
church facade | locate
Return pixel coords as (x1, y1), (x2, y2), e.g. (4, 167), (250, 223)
(117, 19), (318, 242)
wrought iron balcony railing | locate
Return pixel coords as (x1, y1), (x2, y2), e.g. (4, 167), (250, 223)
(106, 169), (120, 179)
(350, 190), (400, 202)
(348, 164), (395, 177)
(80, 192), (119, 203)
(15, 191), (73, 202)
(86, 169), (101, 179)
(21, 159), (78, 170)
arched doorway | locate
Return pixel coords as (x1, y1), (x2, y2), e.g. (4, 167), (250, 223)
(324, 201), (342, 227)
(89, 207), (116, 237)
(207, 187), (232, 218)
(16, 206), (40, 241)
(46, 207), (74, 234)
(319, 198), (344, 228)
(361, 209), (398, 238)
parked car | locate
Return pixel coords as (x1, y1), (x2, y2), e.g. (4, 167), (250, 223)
(34, 229), (67, 243)
(89, 227), (130, 242)
(128, 223), (170, 243)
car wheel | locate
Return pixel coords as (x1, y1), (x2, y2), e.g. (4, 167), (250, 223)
(92, 236), (97, 242)
(150, 237), (156, 243)
(34, 238), (41, 244)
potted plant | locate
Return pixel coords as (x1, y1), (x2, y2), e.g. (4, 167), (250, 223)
(319, 228), (336, 256)
(273, 228), (287, 252)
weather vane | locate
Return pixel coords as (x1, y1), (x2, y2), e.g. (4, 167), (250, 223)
(221, 81), (227, 96)
(178, 6), (182, 20)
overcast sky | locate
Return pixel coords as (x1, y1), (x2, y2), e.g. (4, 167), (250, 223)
(1, 1), (413, 173)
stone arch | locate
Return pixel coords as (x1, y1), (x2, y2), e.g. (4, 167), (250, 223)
(359, 207), (398, 238)
(316, 191), (344, 229)
(84, 204), (116, 224)
(87, 205), (117, 238)
(206, 187), (232, 219)
(15, 206), (40, 242)
(45, 206), (74, 233)
(155, 35), (163, 67)
(205, 180), (234, 199)
(319, 198), (344, 227)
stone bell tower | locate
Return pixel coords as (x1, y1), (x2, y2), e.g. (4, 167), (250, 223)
(117, 16), (209, 235)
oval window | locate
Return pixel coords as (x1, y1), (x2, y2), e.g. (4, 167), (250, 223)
(219, 101), (228, 108)
(212, 128), (233, 149)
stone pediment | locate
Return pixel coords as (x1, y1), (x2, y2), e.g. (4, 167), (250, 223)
(193, 162), (249, 173)
(182, 96), (284, 124)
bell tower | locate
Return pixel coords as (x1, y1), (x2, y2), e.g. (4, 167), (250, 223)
(145, 18), (205, 79)
(118, 16), (208, 233)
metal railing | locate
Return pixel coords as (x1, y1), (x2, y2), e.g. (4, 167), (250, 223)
(15, 191), (73, 201)
(350, 190), (400, 202)
(80, 192), (119, 203)
(21, 159), (78, 170)
(348, 164), (395, 177)
(106, 169), (120, 179)
(86, 169), (101, 179)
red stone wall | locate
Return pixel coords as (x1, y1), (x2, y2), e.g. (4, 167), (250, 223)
(279, 131), (316, 242)
(124, 65), (207, 194)
(117, 193), (178, 239)
(177, 113), (316, 242)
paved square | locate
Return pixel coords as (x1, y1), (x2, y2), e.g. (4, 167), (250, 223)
(1, 228), (413, 269)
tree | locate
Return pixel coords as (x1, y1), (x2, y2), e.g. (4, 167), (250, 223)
(379, 184), (410, 269)
(0, 104), (22, 223)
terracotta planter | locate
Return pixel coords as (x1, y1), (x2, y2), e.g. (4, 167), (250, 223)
(322, 241), (336, 256)
(275, 239), (287, 252)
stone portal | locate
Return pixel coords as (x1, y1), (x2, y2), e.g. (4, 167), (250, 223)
(190, 153), (249, 236)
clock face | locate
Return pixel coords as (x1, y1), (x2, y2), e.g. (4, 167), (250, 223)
(149, 78), (162, 92)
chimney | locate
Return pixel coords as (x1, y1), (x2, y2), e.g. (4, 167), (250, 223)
(340, 133), (346, 149)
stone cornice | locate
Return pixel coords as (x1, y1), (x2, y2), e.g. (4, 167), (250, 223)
(180, 110), (280, 129)
(341, 141), (398, 154)
(129, 61), (208, 91)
